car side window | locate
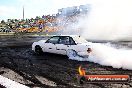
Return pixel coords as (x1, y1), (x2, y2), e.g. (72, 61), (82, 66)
(59, 37), (70, 45)
(69, 37), (76, 45)
(45, 37), (60, 44)
(58, 37), (76, 45)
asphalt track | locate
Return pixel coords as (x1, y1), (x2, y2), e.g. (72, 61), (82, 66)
(0, 36), (132, 88)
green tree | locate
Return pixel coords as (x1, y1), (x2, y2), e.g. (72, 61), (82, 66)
(1, 20), (5, 24)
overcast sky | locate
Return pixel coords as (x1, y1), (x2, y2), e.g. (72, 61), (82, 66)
(1, 0), (132, 21)
(0, 0), (89, 21)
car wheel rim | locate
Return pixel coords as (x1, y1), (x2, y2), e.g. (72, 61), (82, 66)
(67, 49), (77, 57)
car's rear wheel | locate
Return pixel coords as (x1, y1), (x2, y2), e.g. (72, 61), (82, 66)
(66, 49), (77, 58)
(35, 45), (43, 55)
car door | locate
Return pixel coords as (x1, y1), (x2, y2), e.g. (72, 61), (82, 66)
(55, 36), (76, 55)
(44, 36), (60, 53)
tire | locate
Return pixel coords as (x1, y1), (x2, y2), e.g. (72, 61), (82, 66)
(35, 45), (43, 55)
(66, 49), (77, 58)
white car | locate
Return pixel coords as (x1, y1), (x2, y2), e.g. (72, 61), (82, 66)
(32, 35), (92, 58)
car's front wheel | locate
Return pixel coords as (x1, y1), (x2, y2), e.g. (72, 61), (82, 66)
(35, 45), (43, 55)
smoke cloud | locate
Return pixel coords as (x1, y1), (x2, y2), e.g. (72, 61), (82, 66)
(89, 43), (132, 70)
(68, 43), (132, 70)
(58, 0), (132, 41)
(80, 0), (132, 41)
(63, 0), (132, 70)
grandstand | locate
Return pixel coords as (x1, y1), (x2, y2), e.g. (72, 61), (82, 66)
(0, 4), (89, 34)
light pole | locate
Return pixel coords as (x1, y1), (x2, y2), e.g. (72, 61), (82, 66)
(23, 6), (25, 20)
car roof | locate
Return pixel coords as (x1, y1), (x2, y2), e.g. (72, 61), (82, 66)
(52, 35), (80, 38)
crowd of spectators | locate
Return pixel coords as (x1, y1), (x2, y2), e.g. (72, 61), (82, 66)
(0, 4), (89, 33)
(0, 15), (57, 33)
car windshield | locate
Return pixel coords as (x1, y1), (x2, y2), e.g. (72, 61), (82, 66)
(73, 36), (88, 43)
